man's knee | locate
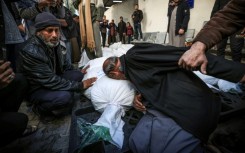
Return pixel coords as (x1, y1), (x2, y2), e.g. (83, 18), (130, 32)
(49, 92), (74, 116)
(31, 90), (74, 116)
(62, 70), (84, 82)
(55, 91), (73, 106)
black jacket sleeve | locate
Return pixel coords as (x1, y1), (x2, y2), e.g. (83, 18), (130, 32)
(125, 44), (245, 83)
(206, 54), (245, 83)
(180, 1), (190, 31)
(20, 45), (83, 92)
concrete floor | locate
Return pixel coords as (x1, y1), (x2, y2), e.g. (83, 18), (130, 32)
(0, 96), (79, 153)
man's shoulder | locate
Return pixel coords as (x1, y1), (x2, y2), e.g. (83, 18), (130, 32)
(16, 0), (36, 8)
(21, 37), (45, 57)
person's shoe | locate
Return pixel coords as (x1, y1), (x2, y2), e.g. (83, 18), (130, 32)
(32, 105), (56, 123)
(140, 39), (143, 41)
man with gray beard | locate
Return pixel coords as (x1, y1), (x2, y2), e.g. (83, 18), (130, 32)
(19, 12), (96, 119)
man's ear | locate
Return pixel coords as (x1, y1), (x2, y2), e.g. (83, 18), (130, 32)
(36, 31), (41, 36)
(108, 72), (114, 78)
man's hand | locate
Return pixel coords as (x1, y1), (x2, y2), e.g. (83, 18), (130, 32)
(0, 61), (15, 89)
(240, 75), (245, 83)
(18, 24), (25, 33)
(133, 93), (146, 112)
(38, 0), (55, 10)
(82, 77), (97, 89)
(240, 27), (245, 37)
(178, 28), (185, 35)
(81, 65), (90, 74)
(178, 41), (208, 74)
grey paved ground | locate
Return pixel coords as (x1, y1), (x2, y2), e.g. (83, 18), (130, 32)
(0, 95), (80, 153)
(1, 88), (245, 153)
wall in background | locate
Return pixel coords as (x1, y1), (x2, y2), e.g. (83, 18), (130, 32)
(105, 0), (215, 37)
(104, 0), (137, 24)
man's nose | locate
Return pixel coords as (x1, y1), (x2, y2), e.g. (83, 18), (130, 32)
(51, 31), (59, 38)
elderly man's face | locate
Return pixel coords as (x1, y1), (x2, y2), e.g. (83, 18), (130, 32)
(107, 59), (126, 80)
(37, 26), (60, 48)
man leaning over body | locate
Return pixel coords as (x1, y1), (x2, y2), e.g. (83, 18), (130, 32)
(102, 43), (245, 152)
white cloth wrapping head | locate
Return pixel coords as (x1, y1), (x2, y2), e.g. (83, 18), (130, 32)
(91, 76), (135, 148)
(78, 42), (134, 67)
(91, 76), (135, 112)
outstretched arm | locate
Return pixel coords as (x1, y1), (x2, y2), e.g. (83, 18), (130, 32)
(178, 0), (245, 73)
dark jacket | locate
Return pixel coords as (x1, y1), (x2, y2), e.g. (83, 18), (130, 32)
(50, 6), (78, 39)
(167, 0), (190, 35)
(117, 20), (126, 34)
(210, 0), (231, 18)
(100, 21), (108, 34)
(0, 0), (20, 54)
(132, 9), (143, 24)
(126, 25), (134, 36)
(194, 0), (245, 49)
(120, 43), (245, 142)
(0, 2), (5, 50)
(108, 22), (117, 36)
(19, 36), (83, 93)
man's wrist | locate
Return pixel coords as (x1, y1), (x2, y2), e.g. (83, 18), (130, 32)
(193, 41), (207, 53)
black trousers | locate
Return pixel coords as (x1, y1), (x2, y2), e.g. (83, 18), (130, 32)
(216, 31), (244, 62)
(0, 112), (28, 147)
(0, 74), (28, 147)
(119, 33), (126, 44)
(101, 32), (107, 47)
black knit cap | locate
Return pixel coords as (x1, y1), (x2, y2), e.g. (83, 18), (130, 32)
(35, 12), (60, 32)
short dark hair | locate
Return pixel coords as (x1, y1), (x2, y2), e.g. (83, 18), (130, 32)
(103, 56), (118, 76)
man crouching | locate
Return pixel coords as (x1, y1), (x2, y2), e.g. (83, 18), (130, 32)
(19, 12), (96, 120)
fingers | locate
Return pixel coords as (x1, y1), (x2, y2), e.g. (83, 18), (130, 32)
(81, 65), (90, 74)
(82, 77), (97, 89)
(0, 66), (14, 88)
(178, 57), (183, 67)
(200, 62), (207, 74)
(0, 61), (11, 73)
(178, 45), (208, 73)
(133, 94), (146, 112)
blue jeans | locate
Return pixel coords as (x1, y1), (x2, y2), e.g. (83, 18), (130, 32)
(28, 70), (84, 116)
(133, 23), (143, 40)
(129, 109), (205, 153)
